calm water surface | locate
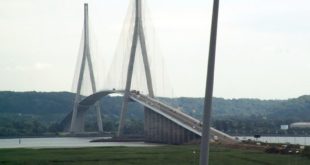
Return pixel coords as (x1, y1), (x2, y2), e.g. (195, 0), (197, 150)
(2, 136), (309, 149)
(0, 137), (159, 149)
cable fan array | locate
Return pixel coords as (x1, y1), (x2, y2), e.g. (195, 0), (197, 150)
(72, 0), (174, 98)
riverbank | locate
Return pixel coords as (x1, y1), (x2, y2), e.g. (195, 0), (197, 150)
(90, 136), (144, 143)
(0, 144), (309, 165)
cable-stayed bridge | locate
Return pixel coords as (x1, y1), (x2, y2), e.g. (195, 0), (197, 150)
(62, 90), (236, 144)
(62, 0), (237, 144)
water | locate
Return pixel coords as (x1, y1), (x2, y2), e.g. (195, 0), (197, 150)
(238, 136), (310, 146)
(0, 137), (159, 149)
(2, 136), (309, 149)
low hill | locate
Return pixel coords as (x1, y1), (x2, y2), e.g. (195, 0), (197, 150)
(1, 91), (310, 136)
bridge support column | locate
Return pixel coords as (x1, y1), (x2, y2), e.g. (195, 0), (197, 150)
(95, 103), (103, 132)
(72, 109), (86, 132)
(118, 0), (155, 137)
(168, 118), (173, 144)
(176, 125), (181, 144)
(179, 125), (184, 144)
(144, 108), (149, 140)
(172, 122), (176, 144)
(70, 3), (103, 134)
(163, 115), (169, 143)
(159, 113), (163, 142)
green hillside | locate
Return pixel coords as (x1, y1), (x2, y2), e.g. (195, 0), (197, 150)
(1, 91), (310, 137)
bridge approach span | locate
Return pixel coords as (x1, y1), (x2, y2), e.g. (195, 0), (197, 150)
(129, 92), (237, 144)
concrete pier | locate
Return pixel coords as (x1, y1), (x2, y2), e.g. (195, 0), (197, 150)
(144, 108), (200, 144)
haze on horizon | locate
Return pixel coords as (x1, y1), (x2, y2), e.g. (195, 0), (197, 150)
(0, 0), (310, 100)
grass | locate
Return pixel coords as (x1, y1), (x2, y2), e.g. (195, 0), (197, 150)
(0, 144), (309, 165)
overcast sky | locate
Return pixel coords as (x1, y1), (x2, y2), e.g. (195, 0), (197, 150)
(1, 0), (310, 99)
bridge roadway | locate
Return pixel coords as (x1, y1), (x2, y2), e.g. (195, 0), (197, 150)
(129, 92), (238, 144)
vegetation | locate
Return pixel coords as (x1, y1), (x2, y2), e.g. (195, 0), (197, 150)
(303, 146), (310, 158)
(0, 115), (47, 136)
(1, 91), (310, 137)
(0, 145), (309, 165)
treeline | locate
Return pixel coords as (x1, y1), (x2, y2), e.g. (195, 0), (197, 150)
(0, 114), (143, 137)
(0, 115), (55, 136)
(213, 117), (310, 136)
(1, 91), (310, 137)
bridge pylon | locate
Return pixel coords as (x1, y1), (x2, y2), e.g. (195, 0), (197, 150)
(70, 3), (103, 133)
(117, 0), (155, 137)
